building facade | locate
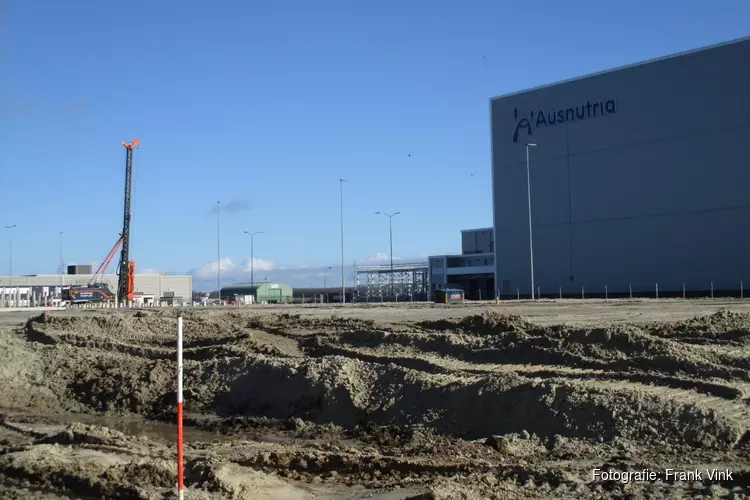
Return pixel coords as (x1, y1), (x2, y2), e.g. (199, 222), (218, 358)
(429, 228), (494, 300)
(491, 36), (750, 297)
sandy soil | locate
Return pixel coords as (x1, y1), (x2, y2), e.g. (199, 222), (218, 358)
(1, 300), (749, 498)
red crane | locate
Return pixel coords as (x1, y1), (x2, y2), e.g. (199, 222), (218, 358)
(117, 138), (138, 303)
(62, 139), (138, 304)
(87, 236), (123, 286)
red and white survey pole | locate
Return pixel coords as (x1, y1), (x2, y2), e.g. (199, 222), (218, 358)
(177, 315), (184, 499)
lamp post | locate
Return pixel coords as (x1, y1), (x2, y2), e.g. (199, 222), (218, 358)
(59, 231), (64, 293)
(323, 266), (332, 303)
(243, 231), (264, 291)
(4, 225), (15, 289)
(340, 178), (348, 304)
(216, 201), (221, 302)
(375, 211), (400, 296)
(525, 143), (537, 300)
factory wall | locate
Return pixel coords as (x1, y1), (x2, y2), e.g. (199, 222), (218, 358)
(490, 37), (750, 296)
(430, 226), (495, 299)
(461, 228), (493, 255)
(429, 256), (447, 287)
(0, 274), (192, 300)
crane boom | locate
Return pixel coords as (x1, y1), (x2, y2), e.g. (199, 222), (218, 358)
(88, 236), (123, 286)
(117, 138), (138, 303)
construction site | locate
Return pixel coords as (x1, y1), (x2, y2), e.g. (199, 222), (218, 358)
(1, 300), (750, 498)
(0, 115), (748, 499)
(0, 139), (192, 309)
(2, 7), (749, 498)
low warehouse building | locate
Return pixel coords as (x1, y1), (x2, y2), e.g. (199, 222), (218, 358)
(221, 282), (293, 303)
(0, 273), (192, 306)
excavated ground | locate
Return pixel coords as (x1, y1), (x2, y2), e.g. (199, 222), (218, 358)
(1, 300), (749, 498)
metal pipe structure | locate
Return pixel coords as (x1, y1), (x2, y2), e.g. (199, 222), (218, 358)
(525, 143), (537, 299)
(243, 231), (264, 291)
(4, 224), (15, 290)
(323, 266), (332, 302)
(340, 179), (348, 304)
(216, 201), (221, 301)
(59, 231), (64, 292)
(375, 211), (400, 296)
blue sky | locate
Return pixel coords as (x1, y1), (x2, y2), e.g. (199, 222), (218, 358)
(1, 0), (748, 289)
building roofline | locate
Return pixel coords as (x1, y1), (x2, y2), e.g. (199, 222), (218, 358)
(490, 35), (750, 101)
(460, 227), (493, 233)
(428, 252), (494, 259)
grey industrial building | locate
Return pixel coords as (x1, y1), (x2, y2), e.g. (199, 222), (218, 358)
(491, 36), (750, 298)
(0, 273), (192, 306)
(429, 228), (494, 300)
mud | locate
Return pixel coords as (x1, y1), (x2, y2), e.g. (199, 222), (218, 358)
(1, 301), (750, 498)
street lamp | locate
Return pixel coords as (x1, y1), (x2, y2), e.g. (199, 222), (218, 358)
(339, 178), (348, 304)
(525, 143), (537, 299)
(59, 231), (64, 292)
(243, 231), (264, 291)
(4, 225), (15, 289)
(375, 211), (400, 296)
(323, 266), (332, 303)
(216, 201), (221, 302)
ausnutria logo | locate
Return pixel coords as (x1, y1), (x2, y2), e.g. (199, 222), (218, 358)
(513, 96), (617, 143)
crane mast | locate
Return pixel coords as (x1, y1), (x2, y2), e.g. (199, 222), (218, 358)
(117, 138), (139, 303)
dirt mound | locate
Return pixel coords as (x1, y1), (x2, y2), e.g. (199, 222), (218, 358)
(246, 313), (379, 335)
(39, 422), (138, 447)
(2, 306), (750, 497)
(417, 312), (534, 335)
(319, 318), (750, 382)
(649, 310), (750, 343)
(25, 310), (253, 345)
(0, 423), (175, 499)
(351, 422), (438, 448)
(3, 310), (747, 448)
(192, 355), (741, 447)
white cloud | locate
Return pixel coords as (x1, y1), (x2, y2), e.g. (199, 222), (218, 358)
(243, 258), (277, 272)
(197, 257), (236, 277)
(196, 257), (278, 279)
(366, 253), (401, 263)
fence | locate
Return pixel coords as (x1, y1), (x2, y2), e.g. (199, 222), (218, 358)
(500, 280), (745, 300)
(2, 282), (745, 310)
